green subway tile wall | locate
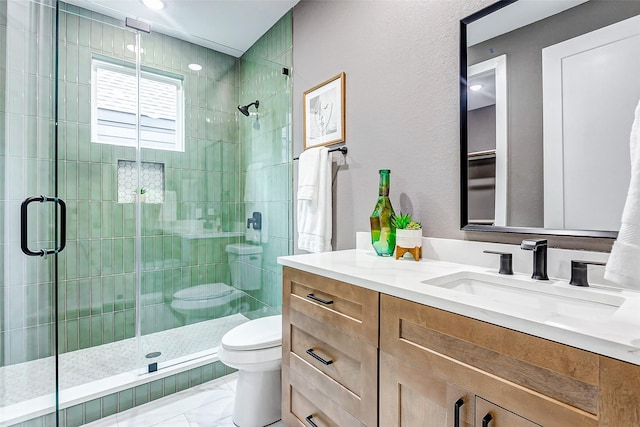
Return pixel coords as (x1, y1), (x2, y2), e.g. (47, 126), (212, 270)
(1, 1), (292, 373)
(238, 12), (293, 313)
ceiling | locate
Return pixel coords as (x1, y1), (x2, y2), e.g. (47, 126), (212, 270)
(467, 0), (589, 46)
(64, 0), (299, 57)
(468, 71), (496, 111)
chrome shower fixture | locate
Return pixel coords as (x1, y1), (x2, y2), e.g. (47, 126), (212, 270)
(238, 100), (259, 116)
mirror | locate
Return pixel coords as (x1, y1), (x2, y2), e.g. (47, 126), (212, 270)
(460, 0), (640, 238)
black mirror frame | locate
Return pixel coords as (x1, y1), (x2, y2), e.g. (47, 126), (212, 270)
(459, 0), (617, 239)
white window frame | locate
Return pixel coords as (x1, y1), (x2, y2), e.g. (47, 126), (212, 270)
(91, 57), (185, 152)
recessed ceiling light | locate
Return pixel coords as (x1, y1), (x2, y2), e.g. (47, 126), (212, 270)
(141, 0), (165, 10)
(188, 63), (203, 71)
(470, 84), (483, 91)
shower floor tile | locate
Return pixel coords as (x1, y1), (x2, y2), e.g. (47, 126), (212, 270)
(85, 374), (287, 427)
(0, 314), (248, 411)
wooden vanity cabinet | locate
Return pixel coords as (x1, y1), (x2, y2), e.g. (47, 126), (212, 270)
(282, 268), (640, 427)
(282, 267), (379, 427)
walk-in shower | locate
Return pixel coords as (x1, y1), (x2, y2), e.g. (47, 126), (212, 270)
(0, 1), (292, 425)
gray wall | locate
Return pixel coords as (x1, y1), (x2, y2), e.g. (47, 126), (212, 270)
(292, 0), (615, 253)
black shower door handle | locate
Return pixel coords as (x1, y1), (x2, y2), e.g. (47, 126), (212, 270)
(21, 195), (66, 257)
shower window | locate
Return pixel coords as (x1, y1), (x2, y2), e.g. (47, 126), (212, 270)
(91, 57), (185, 151)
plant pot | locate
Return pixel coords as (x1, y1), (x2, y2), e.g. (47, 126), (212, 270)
(395, 229), (423, 261)
(396, 229), (422, 248)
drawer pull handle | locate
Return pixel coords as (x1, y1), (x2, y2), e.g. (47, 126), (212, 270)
(306, 348), (334, 365)
(305, 414), (319, 427)
(307, 293), (333, 305)
(454, 398), (464, 427)
(482, 413), (493, 427)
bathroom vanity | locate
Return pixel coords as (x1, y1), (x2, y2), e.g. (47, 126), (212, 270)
(278, 244), (640, 427)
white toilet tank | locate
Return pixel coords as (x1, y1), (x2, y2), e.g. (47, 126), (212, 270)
(226, 243), (263, 291)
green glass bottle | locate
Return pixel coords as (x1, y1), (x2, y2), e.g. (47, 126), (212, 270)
(370, 169), (396, 256)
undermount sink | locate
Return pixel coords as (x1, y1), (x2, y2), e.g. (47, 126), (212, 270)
(421, 271), (625, 323)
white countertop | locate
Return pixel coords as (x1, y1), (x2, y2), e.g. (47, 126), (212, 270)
(278, 248), (640, 365)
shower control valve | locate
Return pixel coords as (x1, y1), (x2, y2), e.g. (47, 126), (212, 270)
(247, 211), (262, 230)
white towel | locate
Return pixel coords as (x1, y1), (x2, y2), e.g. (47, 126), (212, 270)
(297, 148), (322, 200)
(605, 99), (640, 289)
(297, 147), (332, 253)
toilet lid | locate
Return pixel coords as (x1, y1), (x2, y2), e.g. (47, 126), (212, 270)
(221, 315), (282, 351)
(174, 283), (234, 301)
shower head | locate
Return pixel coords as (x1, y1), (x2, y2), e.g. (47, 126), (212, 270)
(238, 100), (259, 116)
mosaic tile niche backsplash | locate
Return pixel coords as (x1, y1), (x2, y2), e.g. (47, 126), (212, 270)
(117, 160), (165, 204)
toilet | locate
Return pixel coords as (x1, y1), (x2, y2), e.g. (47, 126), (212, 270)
(218, 314), (283, 427)
(226, 243), (263, 291)
(170, 243), (263, 322)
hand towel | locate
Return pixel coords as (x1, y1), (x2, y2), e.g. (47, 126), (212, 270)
(297, 147), (332, 253)
(605, 99), (640, 289)
(297, 147), (322, 200)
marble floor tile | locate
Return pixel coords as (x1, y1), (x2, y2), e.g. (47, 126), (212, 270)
(83, 374), (284, 427)
(150, 414), (192, 426)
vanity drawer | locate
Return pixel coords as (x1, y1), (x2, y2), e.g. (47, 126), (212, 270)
(283, 267), (379, 346)
(286, 308), (377, 426)
(380, 294), (599, 425)
(282, 364), (365, 427)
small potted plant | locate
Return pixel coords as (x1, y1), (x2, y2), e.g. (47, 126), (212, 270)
(138, 187), (147, 203)
(393, 213), (423, 261)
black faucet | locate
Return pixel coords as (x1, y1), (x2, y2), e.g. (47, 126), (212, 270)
(247, 211), (262, 230)
(520, 238), (548, 280)
(569, 260), (606, 287)
(483, 250), (513, 275)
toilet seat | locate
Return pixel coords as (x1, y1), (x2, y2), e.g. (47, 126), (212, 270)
(170, 283), (243, 316)
(221, 315), (282, 351)
(173, 283), (235, 301)
(218, 315), (283, 372)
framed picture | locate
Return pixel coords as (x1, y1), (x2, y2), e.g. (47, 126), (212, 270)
(303, 72), (346, 149)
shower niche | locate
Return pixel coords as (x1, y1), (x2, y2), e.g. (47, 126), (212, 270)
(117, 160), (165, 204)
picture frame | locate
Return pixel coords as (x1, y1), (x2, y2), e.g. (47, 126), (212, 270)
(303, 72), (346, 149)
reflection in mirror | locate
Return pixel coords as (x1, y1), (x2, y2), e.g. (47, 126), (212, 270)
(468, 55), (507, 226)
(460, 0), (640, 237)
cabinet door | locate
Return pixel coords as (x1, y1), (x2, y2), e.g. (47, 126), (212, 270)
(476, 397), (541, 427)
(380, 352), (474, 427)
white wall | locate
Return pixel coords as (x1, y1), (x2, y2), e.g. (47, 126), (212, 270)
(292, 0), (614, 253)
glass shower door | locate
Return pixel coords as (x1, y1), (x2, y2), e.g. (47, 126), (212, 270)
(0, 0), (61, 425)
